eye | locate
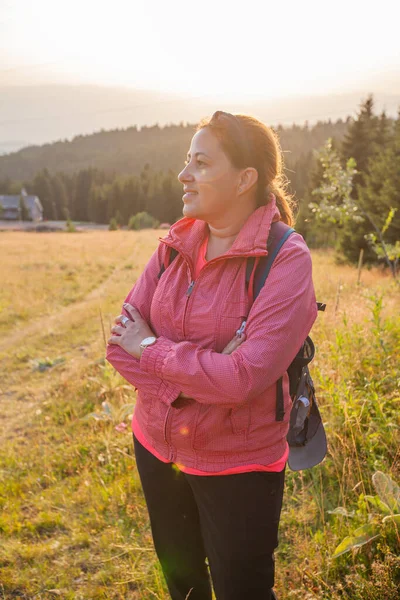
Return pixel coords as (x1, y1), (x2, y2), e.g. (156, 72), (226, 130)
(184, 159), (205, 166)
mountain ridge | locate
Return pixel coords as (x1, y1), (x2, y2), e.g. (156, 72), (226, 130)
(1, 83), (399, 156)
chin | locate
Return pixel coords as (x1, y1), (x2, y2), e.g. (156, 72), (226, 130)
(182, 204), (200, 219)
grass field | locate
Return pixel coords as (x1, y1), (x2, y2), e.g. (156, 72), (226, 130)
(0, 229), (399, 599)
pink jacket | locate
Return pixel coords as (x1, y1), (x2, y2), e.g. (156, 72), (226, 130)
(106, 197), (318, 472)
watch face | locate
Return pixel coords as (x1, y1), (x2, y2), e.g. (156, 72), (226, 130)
(141, 336), (157, 346)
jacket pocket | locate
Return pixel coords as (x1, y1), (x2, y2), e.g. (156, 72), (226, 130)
(230, 402), (251, 434)
(215, 299), (249, 353)
(142, 392), (170, 446)
(192, 403), (249, 452)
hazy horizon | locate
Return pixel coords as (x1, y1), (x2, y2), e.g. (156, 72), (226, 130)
(0, 83), (399, 155)
(2, 1), (399, 95)
(1, 0), (399, 154)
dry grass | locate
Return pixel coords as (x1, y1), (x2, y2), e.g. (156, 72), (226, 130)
(0, 229), (399, 599)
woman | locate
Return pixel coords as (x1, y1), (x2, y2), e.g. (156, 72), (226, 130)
(106, 110), (318, 600)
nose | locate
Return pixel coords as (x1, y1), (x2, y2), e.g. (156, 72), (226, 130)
(177, 163), (195, 184)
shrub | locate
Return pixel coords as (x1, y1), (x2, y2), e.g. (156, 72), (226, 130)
(65, 217), (76, 232)
(115, 210), (123, 227)
(109, 217), (118, 231)
(128, 211), (159, 230)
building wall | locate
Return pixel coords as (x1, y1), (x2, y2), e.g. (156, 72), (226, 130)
(0, 196), (43, 221)
(2, 208), (20, 220)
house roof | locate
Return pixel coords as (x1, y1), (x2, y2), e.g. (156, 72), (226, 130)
(0, 195), (43, 210)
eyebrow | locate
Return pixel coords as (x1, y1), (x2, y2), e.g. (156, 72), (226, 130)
(186, 151), (211, 159)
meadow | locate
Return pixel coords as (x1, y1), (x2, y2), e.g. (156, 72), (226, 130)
(0, 229), (399, 599)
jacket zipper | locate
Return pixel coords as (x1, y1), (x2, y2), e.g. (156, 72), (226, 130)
(163, 406), (172, 459)
(160, 238), (268, 278)
(176, 249), (264, 338)
(182, 280), (195, 337)
(162, 277), (195, 454)
(159, 240), (267, 456)
(163, 406), (177, 461)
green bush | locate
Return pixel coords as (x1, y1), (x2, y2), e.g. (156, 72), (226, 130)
(109, 217), (118, 231)
(115, 210), (123, 227)
(128, 211), (159, 230)
(65, 217), (76, 232)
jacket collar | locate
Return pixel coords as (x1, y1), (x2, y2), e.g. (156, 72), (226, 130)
(159, 195), (282, 267)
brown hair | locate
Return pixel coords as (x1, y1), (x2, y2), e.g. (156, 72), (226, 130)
(196, 111), (296, 226)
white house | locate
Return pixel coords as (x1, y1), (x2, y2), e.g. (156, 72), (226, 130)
(0, 189), (43, 221)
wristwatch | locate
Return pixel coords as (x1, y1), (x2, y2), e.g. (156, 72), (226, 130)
(139, 336), (158, 352)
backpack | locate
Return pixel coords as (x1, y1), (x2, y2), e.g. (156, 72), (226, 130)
(157, 221), (328, 471)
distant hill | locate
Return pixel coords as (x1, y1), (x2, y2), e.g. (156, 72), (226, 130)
(0, 82), (399, 156)
(0, 116), (351, 182)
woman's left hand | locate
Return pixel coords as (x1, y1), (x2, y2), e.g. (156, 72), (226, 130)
(107, 303), (156, 359)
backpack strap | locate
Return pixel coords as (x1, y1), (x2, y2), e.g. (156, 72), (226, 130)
(250, 221), (296, 421)
(160, 223), (297, 285)
(245, 221), (295, 302)
(253, 221), (295, 299)
(157, 246), (179, 279)
(156, 224), (323, 428)
(245, 257), (256, 289)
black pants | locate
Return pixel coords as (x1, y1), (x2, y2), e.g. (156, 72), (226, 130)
(133, 432), (285, 600)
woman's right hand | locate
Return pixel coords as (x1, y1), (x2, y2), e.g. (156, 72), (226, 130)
(221, 331), (246, 355)
(176, 332), (246, 401)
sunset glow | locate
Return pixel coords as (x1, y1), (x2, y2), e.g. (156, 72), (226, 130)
(1, 0), (399, 100)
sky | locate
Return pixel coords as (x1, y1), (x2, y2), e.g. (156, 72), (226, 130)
(1, 0), (399, 101)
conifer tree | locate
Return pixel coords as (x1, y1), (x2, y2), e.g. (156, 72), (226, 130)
(32, 169), (55, 219)
(51, 175), (69, 220)
(311, 127), (399, 274)
(88, 183), (110, 223)
(19, 194), (30, 220)
(115, 209), (123, 227)
(357, 109), (400, 267)
(340, 94), (380, 194)
(73, 169), (95, 221)
(337, 97), (397, 263)
(296, 138), (342, 247)
(121, 177), (141, 224)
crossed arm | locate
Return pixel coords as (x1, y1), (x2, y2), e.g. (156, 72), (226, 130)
(105, 241), (244, 404)
(106, 234), (318, 409)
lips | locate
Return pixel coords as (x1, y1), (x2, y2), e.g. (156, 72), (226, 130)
(183, 189), (198, 201)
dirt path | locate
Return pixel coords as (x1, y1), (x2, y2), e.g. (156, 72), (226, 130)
(0, 237), (134, 354)
(0, 241), (142, 442)
(0, 268), (117, 353)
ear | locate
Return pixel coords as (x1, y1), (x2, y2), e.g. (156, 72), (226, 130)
(238, 167), (258, 194)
